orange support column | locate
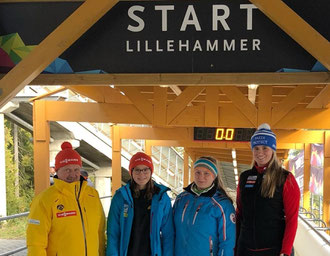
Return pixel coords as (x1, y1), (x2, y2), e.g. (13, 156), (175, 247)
(183, 151), (189, 187)
(111, 125), (121, 196)
(303, 144), (311, 211)
(145, 140), (152, 156)
(323, 132), (330, 226)
(33, 100), (50, 195)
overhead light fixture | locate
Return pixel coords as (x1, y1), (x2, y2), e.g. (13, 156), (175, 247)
(231, 149), (236, 159)
(109, 85), (115, 88)
(248, 84), (259, 90)
(234, 168), (238, 175)
(120, 91), (125, 96)
(159, 85), (169, 88)
(233, 160), (237, 167)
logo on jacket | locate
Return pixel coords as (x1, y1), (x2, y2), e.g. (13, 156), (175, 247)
(56, 211), (77, 218)
(28, 219), (40, 225)
(230, 213), (236, 224)
(245, 175), (257, 188)
(123, 204), (129, 217)
(57, 204), (64, 210)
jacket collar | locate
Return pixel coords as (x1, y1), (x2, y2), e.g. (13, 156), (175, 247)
(184, 182), (217, 197)
(254, 163), (268, 174)
(53, 176), (86, 198)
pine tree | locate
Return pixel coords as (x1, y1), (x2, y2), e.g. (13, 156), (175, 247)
(4, 118), (34, 214)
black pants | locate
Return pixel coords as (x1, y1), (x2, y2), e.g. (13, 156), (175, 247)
(236, 246), (295, 256)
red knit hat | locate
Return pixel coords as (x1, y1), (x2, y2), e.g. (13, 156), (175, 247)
(55, 142), (82, 171)
(129, 152), (154, 175)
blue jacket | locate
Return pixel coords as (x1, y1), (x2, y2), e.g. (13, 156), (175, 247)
(106, 182), (174, 256)
(173, 184), (236, 256)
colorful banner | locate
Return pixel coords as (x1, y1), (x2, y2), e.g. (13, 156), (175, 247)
(309, 144), (324, 196)
(288, 150), (304, 195)
(0, 0), (328, 73)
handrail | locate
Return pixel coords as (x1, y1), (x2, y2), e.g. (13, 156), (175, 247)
(0, 247), (27, 256)
(299, 207), (330, 246)
(299, 215), (330, 245)
(0, 212), (29, 222)
(0, 195), (111, 255)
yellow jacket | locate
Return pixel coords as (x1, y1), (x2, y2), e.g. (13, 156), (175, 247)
(26, 178), (105, 256)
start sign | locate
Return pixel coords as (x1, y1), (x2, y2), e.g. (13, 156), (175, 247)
(0, 0), (327, 73)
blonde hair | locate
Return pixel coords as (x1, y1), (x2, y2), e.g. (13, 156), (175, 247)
(253, 152), (287, 198)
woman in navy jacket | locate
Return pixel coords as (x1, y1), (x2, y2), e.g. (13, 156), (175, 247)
(173, 156), (236, 256)
(236, 124), (300, 256)
(106, 152), (174, 256)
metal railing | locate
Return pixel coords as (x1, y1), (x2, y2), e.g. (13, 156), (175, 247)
(0, 212), (28, 256)
(299, 207), (330, 246)
(0, 196), (111, 256)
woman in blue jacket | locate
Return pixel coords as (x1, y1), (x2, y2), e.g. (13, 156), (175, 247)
(106, 152), (174, 256)
(174, 156), (236, 256)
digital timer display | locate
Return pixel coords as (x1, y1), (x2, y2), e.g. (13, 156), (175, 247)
(194, 127), (256, 142)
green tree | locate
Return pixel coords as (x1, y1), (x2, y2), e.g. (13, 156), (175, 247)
(4, 118), (34, 214)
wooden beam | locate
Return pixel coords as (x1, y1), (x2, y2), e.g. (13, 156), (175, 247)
(272, 85), (316, 125)
(29, 86), (67, 102)
(117, 86), (153, 123)
(43, 100), (150, 124)
(1, 72), (326, 86)
(205, 87), (219, 126)
(0, 0), (119, 108)
(167, 86), (204, 124)
(250, 0), (330, 70)
(219, 86), (257, 126)
(69, 86), (131, 104)
(153, 87), (167, 126)
(257, 85), (272, 125)
(307, 85), (330, 108)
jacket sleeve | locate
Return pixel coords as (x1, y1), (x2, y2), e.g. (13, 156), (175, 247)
(26, 194), (52, 256)
(281, 173), (300, 255)
(217, 199), (236, 256)
(106, 192), (122, 256)
(160, 194), (174, 256)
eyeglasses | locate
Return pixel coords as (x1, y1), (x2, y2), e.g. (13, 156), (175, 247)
(133, 167), (151, 174)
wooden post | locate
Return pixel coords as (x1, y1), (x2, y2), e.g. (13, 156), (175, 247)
(111, 125), (121, 196)
(145, 140), (152, 156)
(303, 143), (311, 211)
(323, 132), (330, 226)
(183, 150), (189, 187)
(33, 100), (50, 195)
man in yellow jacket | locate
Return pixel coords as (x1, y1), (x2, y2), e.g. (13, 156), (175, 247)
(26, 141), (105, 255)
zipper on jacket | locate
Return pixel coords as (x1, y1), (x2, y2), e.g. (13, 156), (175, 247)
(192, 204), (202, 225)
(181, 200), (190, 222)
(150, 212), (154, 235)
(209, 236), (213, 256)
(76, 184), (87, 256)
